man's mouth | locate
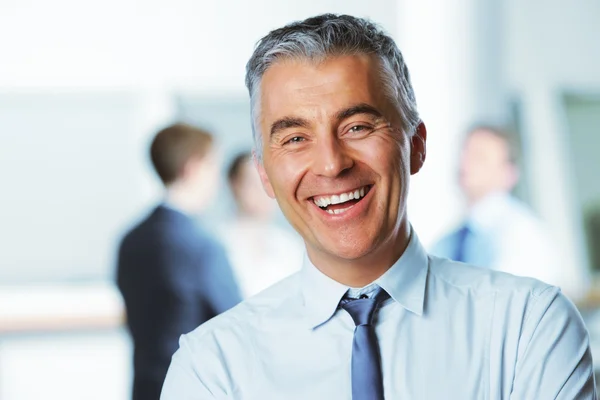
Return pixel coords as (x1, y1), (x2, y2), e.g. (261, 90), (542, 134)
(311, 185), (372, 215)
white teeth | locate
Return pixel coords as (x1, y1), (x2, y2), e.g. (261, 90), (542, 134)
(313, 186), (369, 209)
(327, 207), (350, 215)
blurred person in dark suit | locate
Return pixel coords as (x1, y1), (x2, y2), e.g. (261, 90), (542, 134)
(217, 151), (303, 298)
(117, 123), (242, 400)
(431, 125), (565, 291)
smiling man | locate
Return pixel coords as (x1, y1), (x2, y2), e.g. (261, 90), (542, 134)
(161, 14), (595, 399)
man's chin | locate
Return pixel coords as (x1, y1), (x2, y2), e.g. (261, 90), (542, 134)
(318, 243), (375, 263)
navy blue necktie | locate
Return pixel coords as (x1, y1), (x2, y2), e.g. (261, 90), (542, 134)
(341, 288), (389, 400)
(454, 224), (471, 263)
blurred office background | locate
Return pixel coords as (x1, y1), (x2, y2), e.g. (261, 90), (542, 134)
(1, 0), (599, 398)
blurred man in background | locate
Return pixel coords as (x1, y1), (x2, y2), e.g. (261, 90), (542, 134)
(116, 123), (241, 400)
(217, 151), (304, 298)
(431, 125), (563, 289)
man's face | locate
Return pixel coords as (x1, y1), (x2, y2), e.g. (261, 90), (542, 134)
(459, 129), (517, 203)
(255, 55), (425, 263)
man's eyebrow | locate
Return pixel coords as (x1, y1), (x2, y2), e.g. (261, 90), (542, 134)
(335, 103), (383, 121)
(270, 117), (310, 138)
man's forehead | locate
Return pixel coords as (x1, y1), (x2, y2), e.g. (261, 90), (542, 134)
(266, 55), (380, 86)
(464, 131), (512, 162)
(259, 55), (387, 116)
(468, 130), (508, 148)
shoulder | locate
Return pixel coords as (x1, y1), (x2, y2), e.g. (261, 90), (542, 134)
(171, 274), (301, 377)
(427, 256), (586, 338)
(181, 271), (302, 347)
(123, 215), (227, 265)
(151, 215), (224, 254)
(117, 209), (158, 251)
(427, 255), (554, 298)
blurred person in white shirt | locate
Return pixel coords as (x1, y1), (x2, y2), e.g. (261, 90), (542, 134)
(217, 151), (304, 298)
(430, 125), (573, 296)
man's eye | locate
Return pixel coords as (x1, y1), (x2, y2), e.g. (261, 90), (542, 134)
(348, 125), (371, 133)
(284, 136), (305, 145)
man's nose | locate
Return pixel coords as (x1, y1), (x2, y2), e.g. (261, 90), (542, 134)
(311, 135), (354, 178)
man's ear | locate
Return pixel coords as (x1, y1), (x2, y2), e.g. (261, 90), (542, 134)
(253, 150), (276, 199)
(410, 122), (427, 175)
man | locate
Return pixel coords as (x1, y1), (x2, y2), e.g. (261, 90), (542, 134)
(117, 123), (241, 400)
(161, 15), (595, 399)
(431, 126), (565, 292)
(216, 151), (303, 297)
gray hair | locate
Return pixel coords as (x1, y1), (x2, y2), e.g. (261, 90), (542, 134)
(245, 13), (421, 160)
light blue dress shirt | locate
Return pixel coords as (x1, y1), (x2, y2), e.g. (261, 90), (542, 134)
(161, 231), (596, 399)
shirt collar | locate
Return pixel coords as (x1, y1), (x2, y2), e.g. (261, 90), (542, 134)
(300, 228), (429, 329)
(300, 253), (349, 329)
(376, 230), (428, 317)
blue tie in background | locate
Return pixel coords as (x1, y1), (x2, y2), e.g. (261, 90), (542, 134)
(341, 288), (389, 400)
(453, 224), (471, 263)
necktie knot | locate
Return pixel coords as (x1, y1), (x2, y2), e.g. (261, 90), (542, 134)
(341, 288), (389, 326)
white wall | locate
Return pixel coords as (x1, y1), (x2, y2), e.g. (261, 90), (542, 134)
(2, 0), (597, 290)
(0, 2), (398, 399)
(398, 0), (600, 296)
(397, 0), (509, 245)
(564, 96), (600, 211)
(0, 0), (396, 91)
(0, 0), (397, 283)
(504, 0), (600, 294)
(0, 330), (131, 400)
